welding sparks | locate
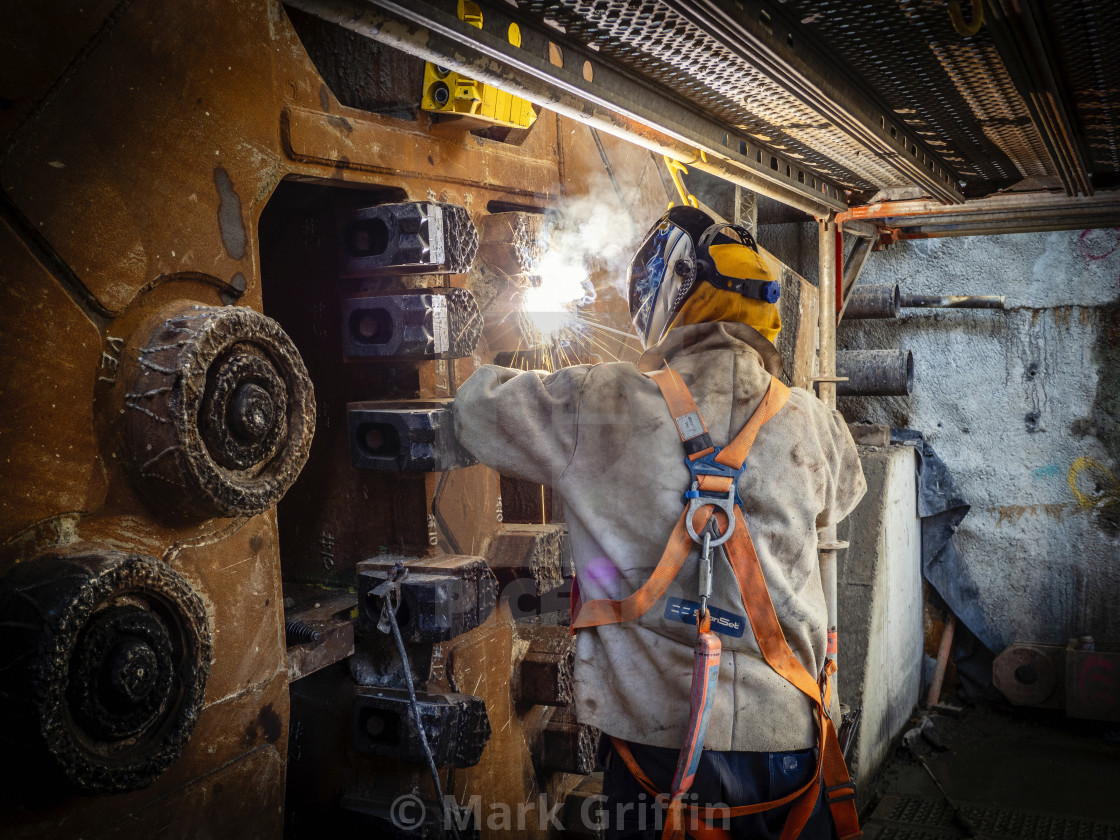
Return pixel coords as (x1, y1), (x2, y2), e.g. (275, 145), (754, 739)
(507, 175), (653, 368)
(520, 249), (597, 342)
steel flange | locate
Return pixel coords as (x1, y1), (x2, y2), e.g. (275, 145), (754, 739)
(121, 302), (315, 520)
(0, 551), (211, 794)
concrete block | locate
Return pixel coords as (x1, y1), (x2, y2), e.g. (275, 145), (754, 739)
(837, 444), (923, 807)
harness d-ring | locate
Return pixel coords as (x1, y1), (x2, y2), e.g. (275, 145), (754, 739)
(684, 484), (737, 546)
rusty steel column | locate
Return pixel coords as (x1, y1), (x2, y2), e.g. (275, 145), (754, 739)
(818, 219), (842, 666)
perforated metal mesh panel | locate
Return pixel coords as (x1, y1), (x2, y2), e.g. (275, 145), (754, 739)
(515, 0), (1120, 199)
(1044, 0), (1120, 178)
(781, 0), (1047, 189)
(521, 0), (905, 194)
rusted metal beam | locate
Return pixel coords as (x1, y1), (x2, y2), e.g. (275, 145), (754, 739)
(902, 294), (1006, 310)
(352, 686), (491, 767)
(817, 219), (842, 667)
(347, 400), (477, 472)
(487, 523), (567, 597)
(285, 0), (848, 217)
(837, 190), (1120, 238)
(357, 554), (497, 642)
(341, 288), (482, 361)
(843, 283), (900, 321)
(513, 625), (575, 708)
(836, 350), (914, 397)
(539, 707), (599, 775)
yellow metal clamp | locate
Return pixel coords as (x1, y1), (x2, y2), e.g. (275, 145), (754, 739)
(420, 2), (537, 130)
(664, 156), (700, 210)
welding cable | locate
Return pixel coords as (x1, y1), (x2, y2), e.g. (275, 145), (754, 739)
(384, 590), (463, 840)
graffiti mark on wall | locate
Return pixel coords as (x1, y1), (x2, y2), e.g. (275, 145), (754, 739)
(1077, 228), (1120, 286)
(1068, 457), (1120, 531)
(1068, 457), (1120, 510)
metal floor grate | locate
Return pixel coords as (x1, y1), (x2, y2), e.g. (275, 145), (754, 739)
(866, 794), (1120, 840)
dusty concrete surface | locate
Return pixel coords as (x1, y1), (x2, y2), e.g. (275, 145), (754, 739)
(837, 444), (923, 804)
(838, 229), (1120, 651)
(862, 703), (1120, 837)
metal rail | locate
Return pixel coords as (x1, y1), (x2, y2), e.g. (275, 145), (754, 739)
(286, 0), (848, 217)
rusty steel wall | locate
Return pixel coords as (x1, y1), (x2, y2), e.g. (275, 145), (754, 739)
(0, 2), (822, 837)
(0, 1), (588, 836)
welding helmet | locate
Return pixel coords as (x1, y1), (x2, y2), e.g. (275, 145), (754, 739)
(627, 206), (780, 348)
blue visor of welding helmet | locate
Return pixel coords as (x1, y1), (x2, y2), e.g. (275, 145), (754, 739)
(628, 206), (714, 347)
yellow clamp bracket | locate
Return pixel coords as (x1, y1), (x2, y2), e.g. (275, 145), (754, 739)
(664, 156), (700, 210)
(420, 1), (537, 130)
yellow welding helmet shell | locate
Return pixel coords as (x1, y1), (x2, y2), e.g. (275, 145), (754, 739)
(669, 242), (782, 343)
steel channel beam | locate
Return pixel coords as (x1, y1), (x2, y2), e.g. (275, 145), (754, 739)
(661, 0), (965, 205)
(986, 0), (1093, 197)
(285, 0), (847, 217)
(837, 191), (1120, 238)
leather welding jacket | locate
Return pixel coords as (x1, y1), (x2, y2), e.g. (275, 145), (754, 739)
(453, 321), (866, 752)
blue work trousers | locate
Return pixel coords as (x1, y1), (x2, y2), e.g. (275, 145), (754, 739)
(600, 738), (837, 840)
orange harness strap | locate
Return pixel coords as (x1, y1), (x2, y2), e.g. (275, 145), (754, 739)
(573, 370), (860, 840)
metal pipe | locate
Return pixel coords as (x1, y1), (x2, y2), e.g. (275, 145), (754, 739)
(836, 191), (1120, 239)
(817, 220), (839, 666)
(836, 350), (914, 397)
(843, 284), (901, 320)
(818, 221), (839, 409)
(901, 294), (1006, 310)
(287, 0), (843, 218)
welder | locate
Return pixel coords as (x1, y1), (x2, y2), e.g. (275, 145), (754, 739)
(454, 206), (866, 840)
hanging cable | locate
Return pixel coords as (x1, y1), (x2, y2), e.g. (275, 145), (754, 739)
(375, 563), (463, 840)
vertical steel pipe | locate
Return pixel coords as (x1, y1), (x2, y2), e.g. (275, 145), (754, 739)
(818, 220), (840, 666)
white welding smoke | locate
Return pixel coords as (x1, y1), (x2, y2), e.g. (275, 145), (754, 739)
(521, 173), (649, 341)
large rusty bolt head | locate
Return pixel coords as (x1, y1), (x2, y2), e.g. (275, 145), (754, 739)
(0, 551), (211, 795)
(201, 347), (288, 471)
(120, 302), (315, 520)
(70, 606), (175, 740)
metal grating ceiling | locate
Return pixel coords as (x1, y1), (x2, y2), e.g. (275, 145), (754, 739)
(1045, 0), (1120, 179)
(780, 0), (1042, 190)
(522, 0), (907, 194)
(516, 0), (1120, 201)
(295, 0), (1120, 234)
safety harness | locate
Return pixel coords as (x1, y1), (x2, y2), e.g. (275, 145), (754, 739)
(571, 368), (860, 840)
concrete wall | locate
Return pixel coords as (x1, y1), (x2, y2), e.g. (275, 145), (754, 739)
(838, 229), (1120, 651)
(836, 444), (923, 802)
